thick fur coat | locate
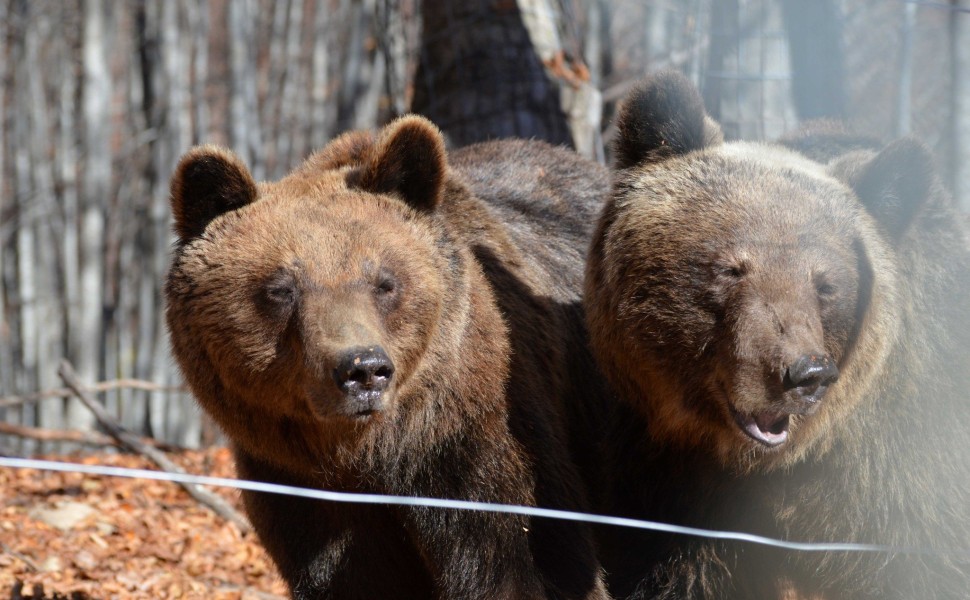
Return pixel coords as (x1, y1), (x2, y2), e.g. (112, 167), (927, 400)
(166, 116), (610, 600)
(586, 72), (970, 599)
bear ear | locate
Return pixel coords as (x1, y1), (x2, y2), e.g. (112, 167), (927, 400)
(170, 146), (257, 242)
(844, 138), (935, 241)
(354, 115), (447, 212)
(613, 70), (722, 170)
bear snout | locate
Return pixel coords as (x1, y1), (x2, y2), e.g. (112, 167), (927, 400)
(332, 346), (395, 415)
(781, 353), (839, 413)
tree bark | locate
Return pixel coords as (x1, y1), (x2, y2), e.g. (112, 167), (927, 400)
(412, 0), (573, 148)
(0, 0), (8, 403)
(518, 0), (604, 159)
(76, 0), (110, 435)
(780, 0), (846, 120)
(953, 0), (970, 209)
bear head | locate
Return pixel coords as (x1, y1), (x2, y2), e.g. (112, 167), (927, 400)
(165, 117), (472, 467)
(586, 72), (921, 471)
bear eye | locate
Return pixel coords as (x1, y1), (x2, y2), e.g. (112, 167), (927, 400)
(376, 279), (395, 294)
(718, 263), (747, 280)
(816, 281), (837, 297)
(262, 272), (299, 309)
(267, 283), (296, 303)
(373, 269), (398, 297)
(813, 270), (837, 297)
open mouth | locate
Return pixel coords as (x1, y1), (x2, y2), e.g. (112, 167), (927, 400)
(731, 408), (791, 448)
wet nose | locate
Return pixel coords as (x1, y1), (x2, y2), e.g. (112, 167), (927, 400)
(784, 353), (839, 404)
(333, 346), (395, 397)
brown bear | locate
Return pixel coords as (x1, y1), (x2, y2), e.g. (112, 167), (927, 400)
(165, 116), (611, 600)
(585, 71), (970, 599)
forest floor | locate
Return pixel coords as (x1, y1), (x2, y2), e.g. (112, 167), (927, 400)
(0, 447), (288, 599)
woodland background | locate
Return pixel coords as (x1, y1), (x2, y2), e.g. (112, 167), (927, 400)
(1, 0), (969, 452)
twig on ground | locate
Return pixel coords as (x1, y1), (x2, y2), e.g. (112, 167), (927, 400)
(2, 543), (40, 573)
(56, 361), (252, 534)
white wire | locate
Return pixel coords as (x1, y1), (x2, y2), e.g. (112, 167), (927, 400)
(2, 456), (963, 558)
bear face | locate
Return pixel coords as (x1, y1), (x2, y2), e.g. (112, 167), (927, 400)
(587, 72), (900, 471)
(166, 118), (479, 471)
(174, 182), (443, 421)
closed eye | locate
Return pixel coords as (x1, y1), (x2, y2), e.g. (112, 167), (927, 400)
(267, 283), (296, 303)
(261, 270), (299, 313)
(816, 282), (837, 296)
(373, 266), (399, 298)
(717, 262), (748, 280)
(375, 278), (395, 294)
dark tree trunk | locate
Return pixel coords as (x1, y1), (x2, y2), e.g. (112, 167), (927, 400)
(781, 0), (846, 120)
(412, 0), (573, 148)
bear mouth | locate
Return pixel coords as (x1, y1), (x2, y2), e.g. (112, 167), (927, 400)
(730, 408), (791, 448)
(305, 390), (385, 422)
(349, 408), (378, 420)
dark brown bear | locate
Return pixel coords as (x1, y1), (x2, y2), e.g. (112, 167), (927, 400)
(165, 116), (610, 600)
(585, 71), (970, 599)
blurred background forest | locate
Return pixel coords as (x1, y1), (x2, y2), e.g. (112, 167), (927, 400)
(1, 0), (968, 452)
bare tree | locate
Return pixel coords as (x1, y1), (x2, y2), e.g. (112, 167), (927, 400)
(1, 1), (966, 451)
(412, 0), (573, 148)
(952, 1), (970, 208)
(780, 0), (846, 120)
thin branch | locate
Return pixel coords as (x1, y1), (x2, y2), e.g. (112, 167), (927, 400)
(0, 421), (118, 446)
(0, 421), (181, 451)
(0, 379), (188, 409)
(57, 361), (252, 534)
(2, 544), (39, 573)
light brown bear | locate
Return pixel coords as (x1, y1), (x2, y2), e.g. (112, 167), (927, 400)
(165, 116), (611, 600)
(585, 71), (970, 599)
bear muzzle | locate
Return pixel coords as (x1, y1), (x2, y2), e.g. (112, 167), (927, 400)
(730, 352), (839, 448)
(331, 345), (395, 418)
(781, 353), (839, 414)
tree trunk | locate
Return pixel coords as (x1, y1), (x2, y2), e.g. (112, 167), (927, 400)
(0, 0), (9, 404)
(412, 0), (573, 148)
(780, 0), (846, 120)
(518, 0), (604, 160)
(952, 0), (970, 209)
(75, 0), (111, 435)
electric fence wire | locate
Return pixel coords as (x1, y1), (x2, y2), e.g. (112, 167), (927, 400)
(3, 456), (969, 560)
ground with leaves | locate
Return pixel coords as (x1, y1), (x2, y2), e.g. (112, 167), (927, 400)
(0, 447), (288, 599)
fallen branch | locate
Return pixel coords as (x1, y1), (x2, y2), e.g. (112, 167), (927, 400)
(0, 379), (188, 409)
(57, 361), (252, 534)
(0, 421), (118, 447)
(2, 543), (39, 573)
(0, 421), (180, 451)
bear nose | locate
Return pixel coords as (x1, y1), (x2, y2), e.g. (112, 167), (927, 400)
(333, 346), (395, 397)
(783, 353), (839, 407)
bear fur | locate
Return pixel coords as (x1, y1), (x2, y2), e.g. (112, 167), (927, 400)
(165, 116), (610, 600)
(585, 71), (970, 599)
